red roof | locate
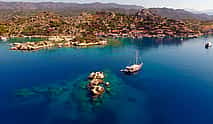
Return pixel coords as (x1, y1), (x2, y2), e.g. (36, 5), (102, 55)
(111, 30), (120, 33)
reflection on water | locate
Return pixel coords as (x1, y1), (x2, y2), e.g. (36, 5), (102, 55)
(120, 37), (185, 50)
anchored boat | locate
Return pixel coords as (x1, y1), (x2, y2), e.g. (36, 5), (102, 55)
(120, 51), (143, 74)
(0, 37), (7, 41)
(205, 41), (212, 49)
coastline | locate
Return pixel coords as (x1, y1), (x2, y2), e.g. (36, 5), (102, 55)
(6, 33), (203, 51)
(8, 36), (108, 51)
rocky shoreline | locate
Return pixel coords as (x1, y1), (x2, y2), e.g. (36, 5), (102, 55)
(97, 32), (202, 39)
(9, 37), (108, 51)
(87, 72), (111, 98)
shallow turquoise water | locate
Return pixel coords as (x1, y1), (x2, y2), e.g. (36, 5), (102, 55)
(1, 37), (213, 124)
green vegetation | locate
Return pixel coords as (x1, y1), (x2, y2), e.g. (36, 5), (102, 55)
(9, 37), (46, 43)
(1, 9), (211, 42)
(107, 38), (122, 46)
(0, 24), (8, 35)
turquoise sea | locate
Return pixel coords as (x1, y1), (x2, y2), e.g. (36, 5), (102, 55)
(1, 37), (213, 124)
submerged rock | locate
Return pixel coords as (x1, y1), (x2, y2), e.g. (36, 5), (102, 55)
(14, 70), (124, 119)
(16, 89), (36, 97)
(105, 82), (111, 87)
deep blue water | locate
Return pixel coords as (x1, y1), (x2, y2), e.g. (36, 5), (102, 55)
(1, 37), (213, 124)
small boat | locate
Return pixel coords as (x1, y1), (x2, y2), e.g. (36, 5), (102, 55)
(205, 42), (212, 49)
(0, 37), (7, 41)
(120, 51), (143, 74)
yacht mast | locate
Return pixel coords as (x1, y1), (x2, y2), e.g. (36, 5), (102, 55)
(136, 51), (138, 64)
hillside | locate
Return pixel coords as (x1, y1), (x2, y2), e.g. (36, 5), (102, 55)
(149, 8), (213, 21)
(0, 9), (202, 38)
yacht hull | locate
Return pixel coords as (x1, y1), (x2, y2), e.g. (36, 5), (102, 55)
(120, 63), (143, 74)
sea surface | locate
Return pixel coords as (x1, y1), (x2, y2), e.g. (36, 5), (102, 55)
(0, 37), (213, 124)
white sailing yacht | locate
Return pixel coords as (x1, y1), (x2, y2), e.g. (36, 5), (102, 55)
(120, 51), (143, 73)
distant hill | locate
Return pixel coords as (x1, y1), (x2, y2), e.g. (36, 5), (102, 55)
(0, 2), (143, 10)
(0, 2), (213, 22)
(201, 10), (213, 15)
(0, 2), (143, 20)
(149, 8), (213, 21)
(186, 9), (213, 16)
(184, 8), (203, 14)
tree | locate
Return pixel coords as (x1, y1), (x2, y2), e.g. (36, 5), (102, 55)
(0, 25), (8, 35)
